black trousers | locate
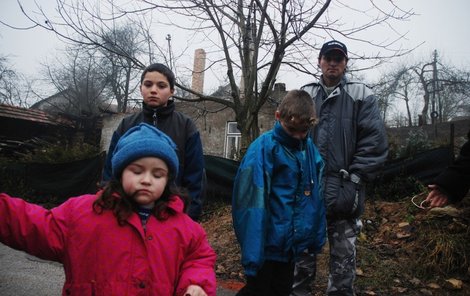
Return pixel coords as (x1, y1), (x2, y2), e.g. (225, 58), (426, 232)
(236, 260), (295, 296)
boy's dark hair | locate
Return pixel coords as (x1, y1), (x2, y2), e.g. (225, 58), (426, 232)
(93, 180), (190, 225)
(140, 63), (176, 90)
(278, 89), (317, 125)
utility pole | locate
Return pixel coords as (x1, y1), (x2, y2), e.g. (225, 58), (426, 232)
(166, 34), (176, 77)
(431, 50), (437, 125)
(431, 50), (439, 136)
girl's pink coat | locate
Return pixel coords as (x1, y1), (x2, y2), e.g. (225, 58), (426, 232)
(0, 193), (216, 296)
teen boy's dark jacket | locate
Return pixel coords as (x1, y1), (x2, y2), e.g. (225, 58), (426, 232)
(302, 76), (388, 219)
(232, 121), (326, 277)
(103, 100), (205, 220)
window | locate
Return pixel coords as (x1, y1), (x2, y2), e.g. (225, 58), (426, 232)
(224, 121), (241, 159)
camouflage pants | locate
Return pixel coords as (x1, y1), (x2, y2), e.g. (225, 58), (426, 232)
(291, 218), (362, 296)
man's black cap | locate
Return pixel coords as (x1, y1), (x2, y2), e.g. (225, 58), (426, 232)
(319, 40), (348, 58)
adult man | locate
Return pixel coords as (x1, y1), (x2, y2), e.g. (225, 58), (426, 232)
(293, 40), (388, 295)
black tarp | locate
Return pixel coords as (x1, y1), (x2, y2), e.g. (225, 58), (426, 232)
(0, 147), (454, 205)
(204, 155), (239, 203)
(379, 146), (453, 184)
(0, 152), (105, 203)
(203, 147), (454, 203)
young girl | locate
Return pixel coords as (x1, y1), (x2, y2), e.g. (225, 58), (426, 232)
(102, 63), (205, 221)
(0, 123), (216, 296)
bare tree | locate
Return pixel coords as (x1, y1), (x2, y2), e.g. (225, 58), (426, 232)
(13, 0), (417, 151)
(0, 56), (32, 107)
(41, 46), (108, 116)
(375, 51), (470, 126)
(414, 51), (470, 124)
(372, 75), (398, 124)
(99, 24), (145, 112)
(434, 66), (470, 121)
(384, 66), (418, 127)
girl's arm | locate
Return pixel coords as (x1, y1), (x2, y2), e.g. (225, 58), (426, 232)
(175, 224), (217, 296)
(0, 193), (66, 262)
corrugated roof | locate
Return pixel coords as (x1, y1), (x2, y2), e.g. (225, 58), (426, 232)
(0, 104), (73, 127)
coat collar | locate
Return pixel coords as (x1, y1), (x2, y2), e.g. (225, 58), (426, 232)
(142, 100), (175, 119)
(127, 195), (186, 232)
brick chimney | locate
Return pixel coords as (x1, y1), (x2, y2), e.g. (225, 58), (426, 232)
(191, 48), (206, 95)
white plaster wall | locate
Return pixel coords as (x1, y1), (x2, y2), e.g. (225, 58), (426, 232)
(99, 113), (130, 152)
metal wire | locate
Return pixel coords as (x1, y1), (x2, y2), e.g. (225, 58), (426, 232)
(411, 192), (430, 210)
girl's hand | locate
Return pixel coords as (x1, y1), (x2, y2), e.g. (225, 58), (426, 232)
(184, 284), (207, 296)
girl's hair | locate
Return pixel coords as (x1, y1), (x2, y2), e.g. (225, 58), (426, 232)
(278, 89), (318, 126)
(140, 63), (176, 90)
(93, 180), (190, 225)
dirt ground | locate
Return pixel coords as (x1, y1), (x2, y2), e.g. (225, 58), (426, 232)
(201, 195), (470, 295)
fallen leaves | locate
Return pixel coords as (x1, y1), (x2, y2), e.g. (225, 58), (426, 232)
(201, 196), (470, 295)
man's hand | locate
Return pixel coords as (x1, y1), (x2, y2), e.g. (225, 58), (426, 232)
(424, 184), (450, 208)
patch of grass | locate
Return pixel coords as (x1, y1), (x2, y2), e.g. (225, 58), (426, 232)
(356, 245), (404, 292)
(414, 218), (470, 277)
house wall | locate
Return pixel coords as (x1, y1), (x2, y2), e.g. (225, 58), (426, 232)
(99, 113), (129, 152)
(176, 98), (281, 157)
(99, 99), (281, 158)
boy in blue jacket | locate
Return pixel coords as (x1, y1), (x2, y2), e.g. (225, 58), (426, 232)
(232, 89), (326, 296)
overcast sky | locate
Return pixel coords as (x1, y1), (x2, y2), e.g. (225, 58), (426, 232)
(1, 0), (469, 95)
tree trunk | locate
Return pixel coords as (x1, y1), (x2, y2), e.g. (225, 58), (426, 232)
(237, 110), (260, 159)
(421, 92), (429, 125)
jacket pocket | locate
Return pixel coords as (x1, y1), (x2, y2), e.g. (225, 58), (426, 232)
(324, 175), (365, 219)
(265, 223), (288, 253)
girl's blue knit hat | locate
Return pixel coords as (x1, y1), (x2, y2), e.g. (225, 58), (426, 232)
(111, 123), (179, 179)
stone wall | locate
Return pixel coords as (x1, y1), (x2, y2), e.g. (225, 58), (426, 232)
(386, 119), (470, 152)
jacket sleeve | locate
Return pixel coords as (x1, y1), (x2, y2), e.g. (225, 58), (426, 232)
(312, 144), (327, 253)
(232, 137), (271, 276)
(349, 93), (389, 182)
(0, 193), (67, 262)
(183, 131), (205, 221)
(175, 224), (217, 296)
(433, 136), (470, 202)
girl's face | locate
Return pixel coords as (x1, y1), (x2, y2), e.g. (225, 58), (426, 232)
(121, 157), (169, 207)
(140, 71), (175, 108)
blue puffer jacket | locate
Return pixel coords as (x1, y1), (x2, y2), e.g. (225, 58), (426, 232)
(232, 121), (326, 276)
